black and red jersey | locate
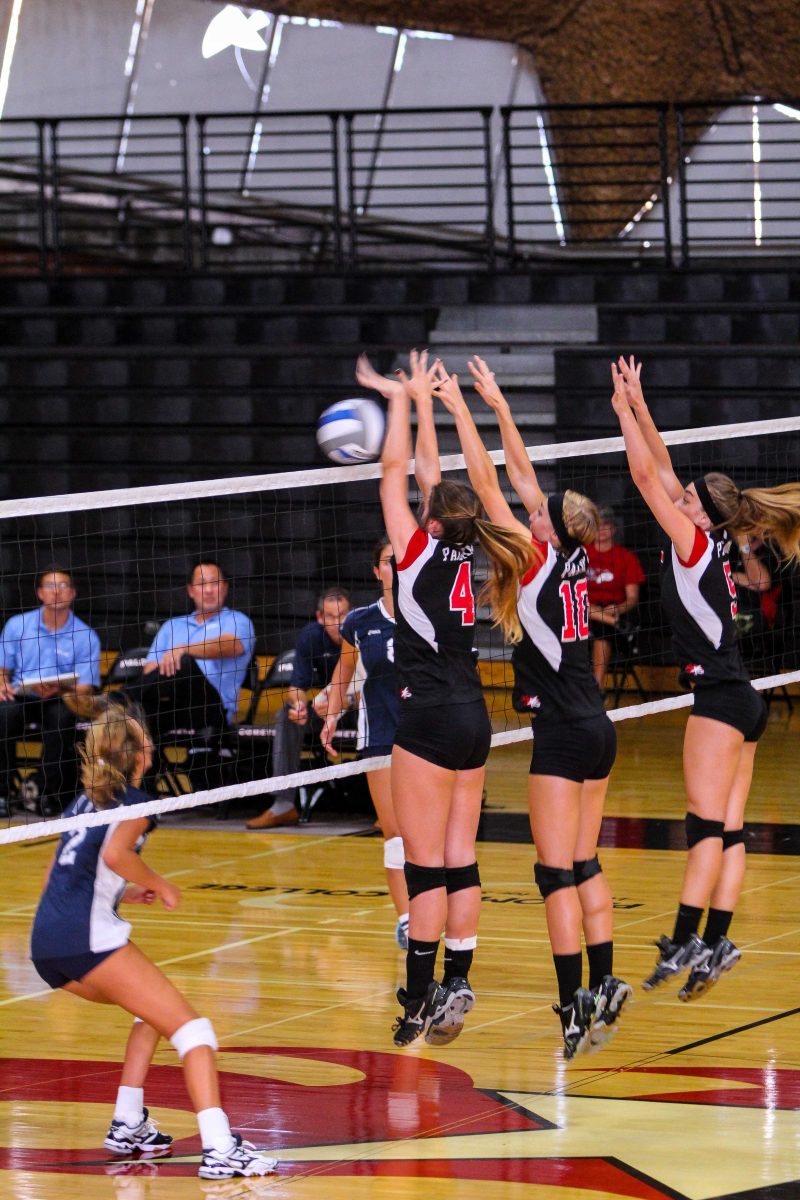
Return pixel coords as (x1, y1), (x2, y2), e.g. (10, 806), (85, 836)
(391, 527), (483, 708)
(660, 526), (749, 686)
(512, 538), (605, 723)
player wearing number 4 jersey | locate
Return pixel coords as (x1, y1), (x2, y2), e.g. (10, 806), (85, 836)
(434, 356), (632, 1061)
(358, 350), (534, 1050)
(612, 355), (800, 1002)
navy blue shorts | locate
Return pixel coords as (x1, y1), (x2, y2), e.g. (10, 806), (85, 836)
(359, 744), (393, 760)
(530, 713), (617, 783)
(691, 680), (767, 742)
(32, 947), (119, 990)
(395, 699), (491, 771)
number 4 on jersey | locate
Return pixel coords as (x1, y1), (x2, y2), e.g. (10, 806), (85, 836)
(559, 578), (589, 641)
(449, 561), (476, 625)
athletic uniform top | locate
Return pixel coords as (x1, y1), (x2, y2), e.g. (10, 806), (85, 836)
(512, 538), (605, 724)
(660, 525), (749, 687)
(341, 599), (399, 750)
(586, 542), (645, 607)
(392, 527), (482, 709)
(30, 786), (155, 961)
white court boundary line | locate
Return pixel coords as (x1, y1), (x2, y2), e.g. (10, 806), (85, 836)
(2, 670), (797, 846)
(0, 415), (798, 517)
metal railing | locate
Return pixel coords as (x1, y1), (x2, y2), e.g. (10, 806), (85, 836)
(0, 98), (796, 273)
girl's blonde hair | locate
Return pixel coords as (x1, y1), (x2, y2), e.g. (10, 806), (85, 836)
(425, 479), (538, 643)
(562, 489), (600, 546)
(705, 473), (800, 562)
(79, 698), (148, 809)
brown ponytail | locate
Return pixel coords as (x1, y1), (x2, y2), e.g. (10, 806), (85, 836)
(475, 519), (539, 643)
(706, 472), (800, 562)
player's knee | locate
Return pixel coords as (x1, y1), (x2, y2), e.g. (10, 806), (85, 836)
(573, 856), (602, 886)
(404, 861), (446, 900)
(384, 836), (405, 870)
(722, 827), (745, 851)
(444, 862), (481, 894)
(170, 1016), (218, 1059)
(534, 862), (575, 899)
(685, 813), (725, 849)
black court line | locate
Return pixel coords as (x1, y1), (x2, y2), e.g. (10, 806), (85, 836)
(666, 1005), (800, 1056)
(715, 1181), (800, 1200)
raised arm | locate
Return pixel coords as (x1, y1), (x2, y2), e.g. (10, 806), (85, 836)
(616, 356), (683, 502)
(432, 362), (529, 538)
(400, 349), (440, 502)
(356, 354), (418, 562)
(611, 363), (697, 562)
(467, 356), (544, 514)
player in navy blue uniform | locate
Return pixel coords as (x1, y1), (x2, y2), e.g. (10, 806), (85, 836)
(29, 698), (277, 1180)
(435, 356), (632, 1060)
(612, 355), (800, 1000)
(321, 536), (409, 947)
(358, 350), (534, 1049)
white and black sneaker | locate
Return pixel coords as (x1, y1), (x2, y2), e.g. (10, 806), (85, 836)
(198, 1134), (278, 1180)
(553, 987), (596, 1060)
(590, 975), (633, 1048)
(104, 1108), (173, 1156)
(392, 981), (437, 1047)
(425, 977), (475, 1047)
(679, 936), (741, 1001)
(642, 933), (709, 991)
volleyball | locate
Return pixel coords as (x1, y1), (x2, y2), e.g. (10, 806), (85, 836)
(316, 398), (385, 465)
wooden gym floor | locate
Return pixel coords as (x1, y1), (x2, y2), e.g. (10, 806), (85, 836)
(2, 705), (800, 1200)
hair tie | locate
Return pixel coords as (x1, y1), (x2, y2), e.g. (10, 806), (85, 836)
(692, 476), (726, 529)
(547, 493), (580, 554)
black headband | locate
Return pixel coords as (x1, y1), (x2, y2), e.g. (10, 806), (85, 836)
(692, 475), (727, 529)
(547, 492), (580, 554)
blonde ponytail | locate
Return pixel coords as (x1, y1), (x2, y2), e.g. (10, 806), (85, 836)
(79, 698), (149, 809)
(475, 519), (540, 644)
(706, 473), (800, 563)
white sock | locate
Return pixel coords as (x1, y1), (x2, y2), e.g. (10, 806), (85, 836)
(398, 913), (409, 926)
(197, 1106), (235, 1153)
(114, 1086), (144, 1127)
(269, 798), (295, 816)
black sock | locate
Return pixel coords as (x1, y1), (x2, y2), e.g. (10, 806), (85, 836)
(586, 941), (613, 990)
(672, 904), (703, 945)
(703, 908), (733, 947)
(443, 943), (474, 983)
(405, 938), (439, 999)
(553, 952), (583, 1008)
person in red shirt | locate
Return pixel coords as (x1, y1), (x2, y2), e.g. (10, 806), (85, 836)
(586, 507), (646, 690)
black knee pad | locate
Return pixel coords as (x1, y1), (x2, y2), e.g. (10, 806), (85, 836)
(573, 856), (602, 886)
(404, 861), (447, 901)
(445, 862), (481, 894)
(534, 862), (575, 899)
(722, 827), (745, 851)
(685, 813), (725, 849)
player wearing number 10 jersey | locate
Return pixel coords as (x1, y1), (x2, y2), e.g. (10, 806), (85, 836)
(435, 355), (632, 1063)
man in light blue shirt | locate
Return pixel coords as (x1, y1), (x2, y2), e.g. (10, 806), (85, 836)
(143, 560), (255, 727)
(0, 564), (101, 817)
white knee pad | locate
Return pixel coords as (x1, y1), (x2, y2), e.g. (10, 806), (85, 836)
(170, 1017), (218, 1059)
(384, 836), (405, 870)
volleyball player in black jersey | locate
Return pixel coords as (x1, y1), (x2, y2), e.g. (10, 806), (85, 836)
(612, 355), (800, 999)
(434, 357), (633, 1059)
(357, 351), (533, 1048)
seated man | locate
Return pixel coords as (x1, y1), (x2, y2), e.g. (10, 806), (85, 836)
(246, 586), (351, 830)
(134, 560), (255, 784)
(586, 506), (645, 691)
(0, 565), (101, 817)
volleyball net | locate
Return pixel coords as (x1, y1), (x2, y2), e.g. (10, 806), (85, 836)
(1, 412), (799, 845)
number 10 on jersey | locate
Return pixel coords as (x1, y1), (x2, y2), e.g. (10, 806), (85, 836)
(559, 578), (589, 641)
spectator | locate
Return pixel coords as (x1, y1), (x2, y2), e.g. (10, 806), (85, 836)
(0, 565), (101, 817)
(586, 507), (645, 691)
(246, 587), (351, 830)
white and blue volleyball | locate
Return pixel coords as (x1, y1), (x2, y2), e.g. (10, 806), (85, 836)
(316, 398), (385, 465)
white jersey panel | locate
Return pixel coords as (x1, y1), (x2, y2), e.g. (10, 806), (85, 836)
(517, 543), (563, 672)
(671, 538), (723, 650)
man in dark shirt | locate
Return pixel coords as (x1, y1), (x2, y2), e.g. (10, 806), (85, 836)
(246, 587), (350, 829)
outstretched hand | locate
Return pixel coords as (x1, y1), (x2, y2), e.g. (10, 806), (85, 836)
(467, 355), (507, 411)
(431, 360), (467, 414)
(615, 355), (645, 412)
(610, 361), (635, 418)
(398, 348), (439, 406)
(355, 353), (404, 402)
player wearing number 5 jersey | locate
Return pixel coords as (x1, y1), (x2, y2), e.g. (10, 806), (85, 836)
(434, 356), (631, 1062)
(358, 349), (534, 1051)
(612, 356), (800, 1003)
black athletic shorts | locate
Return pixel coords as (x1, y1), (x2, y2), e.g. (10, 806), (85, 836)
(395, 699), (491, 771)
(529, 712), (617, 783)
(691, 680), (768, 742)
